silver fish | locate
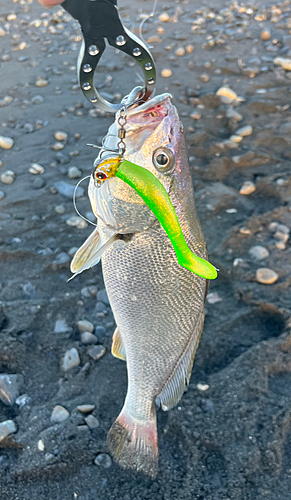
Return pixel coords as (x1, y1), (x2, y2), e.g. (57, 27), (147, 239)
(71, 94), (209, 477)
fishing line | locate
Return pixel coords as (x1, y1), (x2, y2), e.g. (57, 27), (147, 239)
(73, 175), (98, 227)
(139, 0), (159, 42)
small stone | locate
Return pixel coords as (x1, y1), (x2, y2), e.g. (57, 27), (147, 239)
(55, 204), (65, 214)
(50, 405), (70, 423)
(200, 73), (210, 83)
(230, 134), (243, 143)
(236, 125), (253, 137)
(54, 318), (70, 333)
(197, 383), (209, 391)
(256, 268), (278, 285)
(239, 181), (256, 195)
(0, 191), (5, 201)
(38, 439), (45, 451)
(0, 374), (21, 405)
(68, 166), (82, 179)
(95, 326), (106, 337)
(269, 222), (278, 232)
(261, 30), (271, 41)
(29, 163), (45, 175)
(94, 453), (112, 468)
(77, 320), (94, 333)
(85, 415), (99, 429)
(54, 131), (68, 142)
(66, 215), (88, 229)
(274, 231), (289, 244)
(97, 289), (109, 305)
(77, 404), (95, 414)
(175, 47), (185, 57)
(275, 241), (286, 250)
(161, 68), (172, 78)
(249, 246), (269, 260)
(31, 95), (44, 105)
(52, 142), (64, 151)
(276, 224), (289, 235)
(216, 87), (238, 103)
(227, 108), (243, 121)
(88, 345), (106, 361)
(0, 136), (14, 150)
(0, 420), (17, 441)
(274, 57), (291, 71)
(1, 170), (15, 184)
(190, 111), (201, 120)
(35, 77), (49, 87)
(62, 348), (80, 371)
(33, 177), (46, 189)
(54, 181), (84, 199)
(185, 44), (194, 54)
(81, 332), (98, 345)
(206, 292), (222, 304)
(159, 12), (170, 22)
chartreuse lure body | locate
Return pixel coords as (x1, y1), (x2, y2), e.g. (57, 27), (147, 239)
(93, 157), (217, 280)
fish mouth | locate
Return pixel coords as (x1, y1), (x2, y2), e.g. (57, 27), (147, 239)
(125, 93), (173, 129)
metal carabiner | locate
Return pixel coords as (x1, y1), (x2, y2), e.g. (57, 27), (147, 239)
(62, 0), (156, 113)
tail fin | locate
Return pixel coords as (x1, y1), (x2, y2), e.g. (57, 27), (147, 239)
(107, 406), (158, 478)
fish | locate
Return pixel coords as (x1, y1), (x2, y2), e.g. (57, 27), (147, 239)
(71, 93), (211, 477)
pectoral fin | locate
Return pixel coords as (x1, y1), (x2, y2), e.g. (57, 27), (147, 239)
(111, 327), (126, 361)
(68, 227), (117, 281)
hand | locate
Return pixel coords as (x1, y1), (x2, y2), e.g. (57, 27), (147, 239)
(37, 0), (65, 6)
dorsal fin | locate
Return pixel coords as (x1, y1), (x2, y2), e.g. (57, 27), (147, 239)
(111, 327), (126, 361)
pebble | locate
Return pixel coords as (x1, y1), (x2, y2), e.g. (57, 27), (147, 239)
(81, 332), (98, 345)
(274, 57), (291, 71)
(256, 268), (278, 285)
(54, 181), (84, 199)
(197, 383), (210, 391)
(85, 415), (99, 429)
(216, 87), (238, 103)
(88, 345), (106, 361)
(261, 30), (271, 41)
(236, 125), (253, 137)
(54, 318), (70, 333)
(200, 73), (210, 83)
(77, 320), (94, 333)
(239, 181), (256, 195)
(274, 231), (289, 244)
(95, 326), (106, 337)
(206, 292), (222, 304)
(0, 420), (17, 441)
(50, 405), (70, 423)
(175, 47), (185, 57)
(55, 204), (65, 215)
(161, 68), (172, 78)
(97, 289), (109, 305)
(159, 12), (170, 22)
(38, 439), (45, 451)
(62, 347), (80, 371)
(31, 95), (44, 105)
(94, 453), (112, 468)
(29, 163), (45, 175)
(35, 77), (48, 87)
(52, 142), (64, 151)
(68, 166), (82, 179)
(77, 404), (95, 414)
(54, 131), (68, 142)
(0, 136), (14, 150)
(33, 178), (46, 189)
(66, 215), (88, 229)
(230, 134), (243, 143)
(1, 170), (15, 184)
(0, 374), (21, 405)
(227, 108), (243, 121)
(186, 44), (194, 54)
(249, 246), (269, 260)
(0, 191), (5, 200)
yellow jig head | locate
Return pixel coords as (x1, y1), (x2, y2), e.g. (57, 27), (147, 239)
(92, 157), (217, 280)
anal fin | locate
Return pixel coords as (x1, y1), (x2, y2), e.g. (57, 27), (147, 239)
(112, 327), (126, 361)
(155, 311), (205, 411)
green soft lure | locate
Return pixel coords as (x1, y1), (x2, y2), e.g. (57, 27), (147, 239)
(115, 160), (217, 280)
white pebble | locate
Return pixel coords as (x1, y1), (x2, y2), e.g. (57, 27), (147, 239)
(81, 332), (97, 345)
(77, 320), (94, 333)
(68, 166), (82, 179)
(161, 68), (172, 78)
(249, 246), (269, 260)
(35, 78), (48, 87)
(236, 125), (253, 137)
(29, 163), (45, 175)
(0, 136), (14, 150)
(38, 439), (45, 451)
(206, 292), (222, 304)
(159, 12), (170, 22)
(216, 87), (238, 103)
(197, 383), (209, 391)
(1, 170), (15, 185)
(54, 131), (68, 141)
(230, 135), (243, 143)
(52, 142), (64, 151)
(0, 420), (17, 441)
(256, 268), (278, 285)
(274, 57), (291, 71)
(77, 404), (95, 414)
(62, 348), (80, 371)
(66, 216), (88, 229)
(239, 181), (256, 195)
(50, 405), (70, 423)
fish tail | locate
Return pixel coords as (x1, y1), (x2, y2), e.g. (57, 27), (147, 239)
(107, 404), (158, 478)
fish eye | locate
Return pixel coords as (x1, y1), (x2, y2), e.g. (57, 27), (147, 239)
(152, 147), (175, 173)
(96, 171), (107, 180)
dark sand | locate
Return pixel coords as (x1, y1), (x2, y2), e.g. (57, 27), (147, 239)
(0, 0), (291, 499)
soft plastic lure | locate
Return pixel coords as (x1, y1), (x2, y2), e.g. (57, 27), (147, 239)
(93, 157), (217, 280)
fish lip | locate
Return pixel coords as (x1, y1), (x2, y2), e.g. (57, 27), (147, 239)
(126, 93), (173, 123)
